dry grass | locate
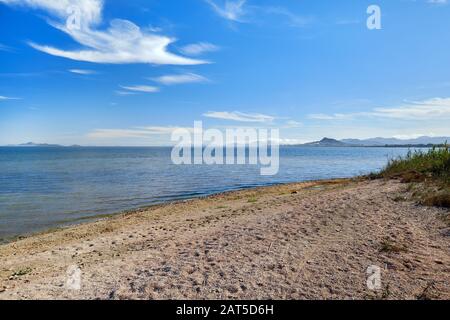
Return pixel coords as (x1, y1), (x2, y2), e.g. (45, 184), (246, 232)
(381, 146), (450, 182)
(379, 238), (407, 254)
(422, 193), (450, 208)
(377, 146), (450, 208)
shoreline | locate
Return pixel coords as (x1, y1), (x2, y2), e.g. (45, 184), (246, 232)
(0, 178), (354, 245)
(0, 178), (448, 299)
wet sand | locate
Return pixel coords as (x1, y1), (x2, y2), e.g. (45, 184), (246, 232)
(0, 178), (449, 299)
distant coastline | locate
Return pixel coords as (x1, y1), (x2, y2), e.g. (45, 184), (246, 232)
(4, 142), (82, 148)
(286, 136), (449, 148)
(3, 135), (449, 148)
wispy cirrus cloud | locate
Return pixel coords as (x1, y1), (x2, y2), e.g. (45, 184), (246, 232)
(151, 73), (208, 86)
(68, 68), (97, 75)
(180, 42), (220, 56)
(115, 90), (137, 96)
(0, 43), (14, 52)
(308, 113), (356, 121)
(203, 111), (275, 123)
(88, 126), (192, 139)
(260, 6), (313, 27)
(373, 98), (450, 120)
(1, 0), (207, 65)
(88, 129), (156, 139)
(204, 0), (312, 28)
(428, 0), (448, 5)
(204, 0), (247, 22)
(119, 85), (159, 93)
(0, 95), (21, 100)
(283, 120), (303, 128)
(308, 98), (450, 121)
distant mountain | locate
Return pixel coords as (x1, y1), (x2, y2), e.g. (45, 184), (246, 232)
(342, 136), (450, 146)
(302, 138), (349, 147)
(292, 136), (450, 147)
(13, 142), (63, 147)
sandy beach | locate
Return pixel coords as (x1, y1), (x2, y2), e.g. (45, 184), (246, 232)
(0, 178), (448, 300)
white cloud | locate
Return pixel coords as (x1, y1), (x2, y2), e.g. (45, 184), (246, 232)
(0, 0), (103, 29)
(428, 0), (447, 5)
(278, 138), (309, 145)
(119, 85), (159, 93)
(204, 1), (311, 28)
(373, 98), (450, 119)
(0, 43), (14, 52)
(115, 90), (137, 96)
(308, 113), (357, 120)
(261, 6), (312, 27)
(68, 68), (96, 75)
(204, 0), (246, 22)
(203, 111), (275, 123)
(137, 126), (194, 134)
(0, 95), (21, 100)
(88, 126), (192, 139)
(392, 133), (436, 140)
(151, 73), (208, 85)
(1, 0), (207, 65)
(88, 129), (156, 139)
(284, 120), (303, 128)
(180, 42), (220, 56)
(308, 98), (450, 121)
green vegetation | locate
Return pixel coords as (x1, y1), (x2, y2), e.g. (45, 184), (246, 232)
(378, 146), (450, 208)
(381, 146), (450, 182)
(215, 205), (229, 209)
(11, 267), (32, 277)
(247, 197), (258, 203)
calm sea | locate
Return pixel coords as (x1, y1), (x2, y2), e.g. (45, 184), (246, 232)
(0, 146), (418, 239)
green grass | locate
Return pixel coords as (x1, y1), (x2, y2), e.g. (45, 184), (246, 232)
(377, 146), (450, 208)
(11, 267), (32, 277)
(380, 146), (450, 183)
(247, 198), (257, 203)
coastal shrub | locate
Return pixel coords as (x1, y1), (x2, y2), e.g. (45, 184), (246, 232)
(381, 146), (450, 184)
(379, 146), (450, 208)
(422, 193), (450, 208)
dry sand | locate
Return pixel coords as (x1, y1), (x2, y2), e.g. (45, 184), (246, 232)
(0, 178), (449, 300)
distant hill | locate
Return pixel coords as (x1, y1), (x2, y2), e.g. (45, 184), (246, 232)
(12, 142), (63, 147)
(341, 136), (450, 146)
(292, 136), (450, 147)
(302, 138), (349, 147)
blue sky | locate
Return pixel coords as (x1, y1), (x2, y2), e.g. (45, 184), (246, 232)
(1, 0), (450, 146)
